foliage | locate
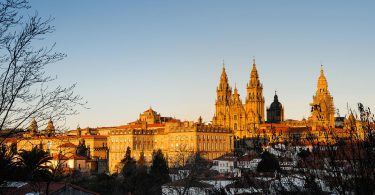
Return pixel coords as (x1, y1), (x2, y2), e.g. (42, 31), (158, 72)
(0, 144), (17, 184)
(150, 149), (170, 185)
(0, 0), (85, 144)
(297, 148), (311, 159)
(121, 146), (136, 178)
(16, 146), (53, 181)
(257, 151), (280, 172)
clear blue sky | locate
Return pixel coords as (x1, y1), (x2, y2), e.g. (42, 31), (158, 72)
(28, 1), (375, 129)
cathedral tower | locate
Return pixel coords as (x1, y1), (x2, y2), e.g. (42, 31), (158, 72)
(245, 59), (265, 129)
(310, 65), (335, 129)
(213, 63), (232, 127)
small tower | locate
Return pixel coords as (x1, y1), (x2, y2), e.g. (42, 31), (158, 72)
(45, 118), (55, 136)
(29, 118), (38, 136)
(77, 125), (82, 137)
(198, 116), (203, 125)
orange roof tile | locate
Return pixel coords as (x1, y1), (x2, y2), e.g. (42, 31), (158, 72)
(59, 142), (77, 148)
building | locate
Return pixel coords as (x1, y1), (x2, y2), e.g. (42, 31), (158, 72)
(237, 153), (261, 170)
(211, 154), (239, 175)
(267, 92), (284, 123)
(309, 65), (335, 129)
(106, 109), (234, 173)
(212, 59), (265, 139)
(2, 61), (368, 176)
(162, 179), (214, 195)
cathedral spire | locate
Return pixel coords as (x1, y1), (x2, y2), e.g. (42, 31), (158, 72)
(317, 64), (328, 93)
(233, 83), (238, 95)
(250, 57), (259, 80)
(219, 62), (229, 90)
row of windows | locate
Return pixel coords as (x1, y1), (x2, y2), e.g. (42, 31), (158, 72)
(111, 137), (155, 143)
(197, 135), (227, 141)
(198, 142), (226, 151)
(111, 130), (155, 135)
(111, 143), (155, 151)
(110, 135), (228, 143)
(112, 152), (153, 160)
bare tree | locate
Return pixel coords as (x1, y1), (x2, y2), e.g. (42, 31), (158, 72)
(0, 0), (85, 142)
(273, 103), (375, 194)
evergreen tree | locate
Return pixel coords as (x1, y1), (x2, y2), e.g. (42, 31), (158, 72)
(121, 147), (136, 178)
(121, 147), (136, 193)
(257, 151), (280, 172)
(138, 150), (146, 167)
(137, 150), (147, 173)
(150, 149), (170, 184)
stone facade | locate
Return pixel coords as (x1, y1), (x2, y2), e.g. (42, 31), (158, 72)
(212, 59), (265, 139)
(309, 66), (335, 129)
(106, 109), (233, 173)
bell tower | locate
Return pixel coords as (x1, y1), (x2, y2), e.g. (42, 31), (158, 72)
(245, 58), (265, 131)
(213, 63), (232, 127)
(310, 65), (335, 129)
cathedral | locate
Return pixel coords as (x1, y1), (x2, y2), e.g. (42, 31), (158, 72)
(212, 60), (338, 139)
(2, 59), (364, 175)
(212, 59), (265, 138)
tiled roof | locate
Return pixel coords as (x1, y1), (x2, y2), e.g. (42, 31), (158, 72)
(59, 142), (77, 148)
(213, 154), (237, 161)
(52, 154), (87, 160)
(117, 123), (165, 129)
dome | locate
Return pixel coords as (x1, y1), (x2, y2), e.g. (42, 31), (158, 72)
(269, 94), (282, 109)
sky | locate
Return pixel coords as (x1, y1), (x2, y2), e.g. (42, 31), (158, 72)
(27, 1), (375, 129)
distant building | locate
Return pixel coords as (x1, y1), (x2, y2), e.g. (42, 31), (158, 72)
(211, 154), (239, 175)
(106, 108), (234, 173)
(162, 179), (214, 195)
(309, 66), (335, 129)
(212, 59), (265, 138)
(267, 92), (284, 123)
(237, 153), (261, 170)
